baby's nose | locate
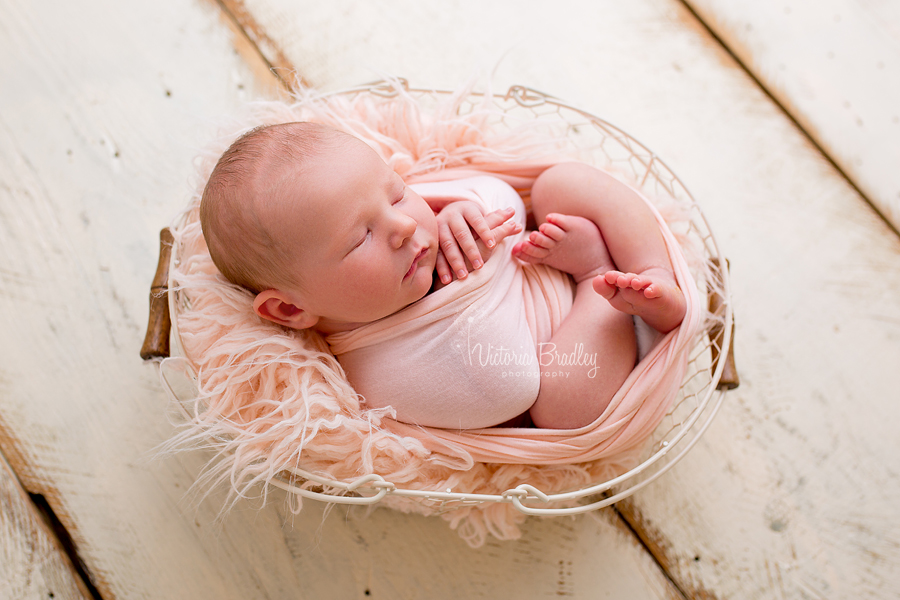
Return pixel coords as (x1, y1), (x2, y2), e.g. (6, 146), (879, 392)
(391, 212), (417, 247)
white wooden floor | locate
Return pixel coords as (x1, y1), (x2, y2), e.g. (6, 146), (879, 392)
(2, 0), (899, 598)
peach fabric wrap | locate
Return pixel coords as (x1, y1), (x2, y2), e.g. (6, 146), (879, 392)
(329, 176), (574, 430)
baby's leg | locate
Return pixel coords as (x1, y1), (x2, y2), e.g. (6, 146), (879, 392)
(526, 229), (635, 428)
(529, 277), (636, 429)
(523, 162), (686, 333)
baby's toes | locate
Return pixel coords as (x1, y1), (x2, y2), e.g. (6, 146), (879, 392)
(617, 272), (650, 291)
(544, 212), (574, 230)
(513, 240), (549, 261)
(603, 270), (625, 286)
(528, 230), (556, 250)
(593, 274), (618, 299)
(537, 220), (566, 242)
(614, 272), (640, 289)
(628, 275), (649, 291)
(642, 283), (661, 299)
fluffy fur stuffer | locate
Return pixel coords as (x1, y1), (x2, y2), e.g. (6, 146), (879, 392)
(163, 80), (707, 547)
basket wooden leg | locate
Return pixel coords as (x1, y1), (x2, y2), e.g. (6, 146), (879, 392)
(708, 257), (739, 390)
(140, 228), (174, 360)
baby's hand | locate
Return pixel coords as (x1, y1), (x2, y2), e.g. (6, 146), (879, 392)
(435, 201), (522, 284)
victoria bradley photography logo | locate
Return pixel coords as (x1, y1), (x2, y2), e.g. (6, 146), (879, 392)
(466, 337), (600, 379)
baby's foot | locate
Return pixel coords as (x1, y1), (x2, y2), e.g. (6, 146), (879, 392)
(512, 213), (613, 283)
(593, 268), (687, 333)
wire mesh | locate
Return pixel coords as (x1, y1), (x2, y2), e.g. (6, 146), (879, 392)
(164, 81), (735, 516)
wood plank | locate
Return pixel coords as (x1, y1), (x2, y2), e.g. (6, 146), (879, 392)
(266, 499), (688, 599)
(6, 0), (898, 597)
(685, 0), (900, 231)
(0, 0), (301, 598)
(0, 450), (93, 600)
(0, 1), (683, 599)
(232, 0), (900, 598)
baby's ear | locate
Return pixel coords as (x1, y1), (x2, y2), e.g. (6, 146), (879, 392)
(253, 290), (318, 329)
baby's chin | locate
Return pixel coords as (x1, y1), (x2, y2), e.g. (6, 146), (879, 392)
(410, 268), (437, 301)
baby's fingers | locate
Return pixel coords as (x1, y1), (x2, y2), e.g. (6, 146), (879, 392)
(481, 206), (516, 237)
(438, 218), (478, 279)
(462, 209), (497, 251)
(439, 235), (470, 280)
(490, 217), (523, 245)
(446, 216), (487, 272)
(435, 250), (453, 285)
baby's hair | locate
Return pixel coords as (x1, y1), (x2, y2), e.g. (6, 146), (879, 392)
(200, 122), (345, 294)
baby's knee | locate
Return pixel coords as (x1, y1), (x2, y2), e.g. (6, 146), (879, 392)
(534, 162), (580, 198)
(532, 162), (596, 216)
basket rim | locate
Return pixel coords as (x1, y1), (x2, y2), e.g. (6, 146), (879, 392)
(161, 80), (736, 516)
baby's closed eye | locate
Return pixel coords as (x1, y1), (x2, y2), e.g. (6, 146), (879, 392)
(348, 230), (370, 254)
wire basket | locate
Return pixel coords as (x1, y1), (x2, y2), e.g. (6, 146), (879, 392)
(145, 80), (738, 517)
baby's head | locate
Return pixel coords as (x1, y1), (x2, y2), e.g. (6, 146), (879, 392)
(201, 122), (439, 334)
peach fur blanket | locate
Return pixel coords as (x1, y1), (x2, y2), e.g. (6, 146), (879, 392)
(166, 83), (705, 546)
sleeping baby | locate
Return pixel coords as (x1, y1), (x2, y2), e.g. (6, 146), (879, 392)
(200, 122), (686, 430)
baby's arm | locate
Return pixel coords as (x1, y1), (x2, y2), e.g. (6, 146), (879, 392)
(434, 201), (521, 284)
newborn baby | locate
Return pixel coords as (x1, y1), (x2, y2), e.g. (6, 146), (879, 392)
(200, 122), (686, 429)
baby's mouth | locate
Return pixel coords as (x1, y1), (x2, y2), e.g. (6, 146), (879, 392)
(404, 248), (427, 280)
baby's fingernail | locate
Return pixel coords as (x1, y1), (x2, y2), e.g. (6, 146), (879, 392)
(441, 274), (451, 284)
(473, 259), (483, 269)
(457, 269), (467, 279)
(486, 239), (495, 248)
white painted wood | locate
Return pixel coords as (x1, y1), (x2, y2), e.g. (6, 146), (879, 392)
(231, 0), (900, 598)
(0, 452), (93, 600)
(685, 0), (900, 231)
(0, 0), (302, 599)
(5, 0), (899, 597)
(0, 0), (684, 598)
(267, 499), (684, 599)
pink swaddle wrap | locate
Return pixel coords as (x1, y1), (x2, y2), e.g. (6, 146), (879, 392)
(366, 172), (701, 467)
(328, 176), (574, 429)
(168, 85), (705, 545)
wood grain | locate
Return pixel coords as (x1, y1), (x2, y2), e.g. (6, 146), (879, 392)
(0, 0), (303, 598)
(0, 0), (685, 598)
(4, 0), (898, 597)
(1, 452), (93, 600)
(230, 0), (900, 598)
(684, 0), (900, 232)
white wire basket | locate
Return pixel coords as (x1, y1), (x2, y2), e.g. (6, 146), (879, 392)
(144, 80), (738, 518)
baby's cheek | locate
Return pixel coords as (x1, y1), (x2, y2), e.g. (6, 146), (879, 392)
(418, 204), (440, 238)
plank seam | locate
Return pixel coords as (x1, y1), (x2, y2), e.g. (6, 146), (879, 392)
(612, 503), (701, 600)
(1, 421), (106, 599)
(678, 0), (900, 239)
(194, 3), (724, 588)
(28, 492), (105, 600)
(213, 0), (307, 91)
(196, 5), (744, 595)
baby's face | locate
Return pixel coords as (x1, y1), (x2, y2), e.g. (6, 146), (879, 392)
(271, 136), (439, 330)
